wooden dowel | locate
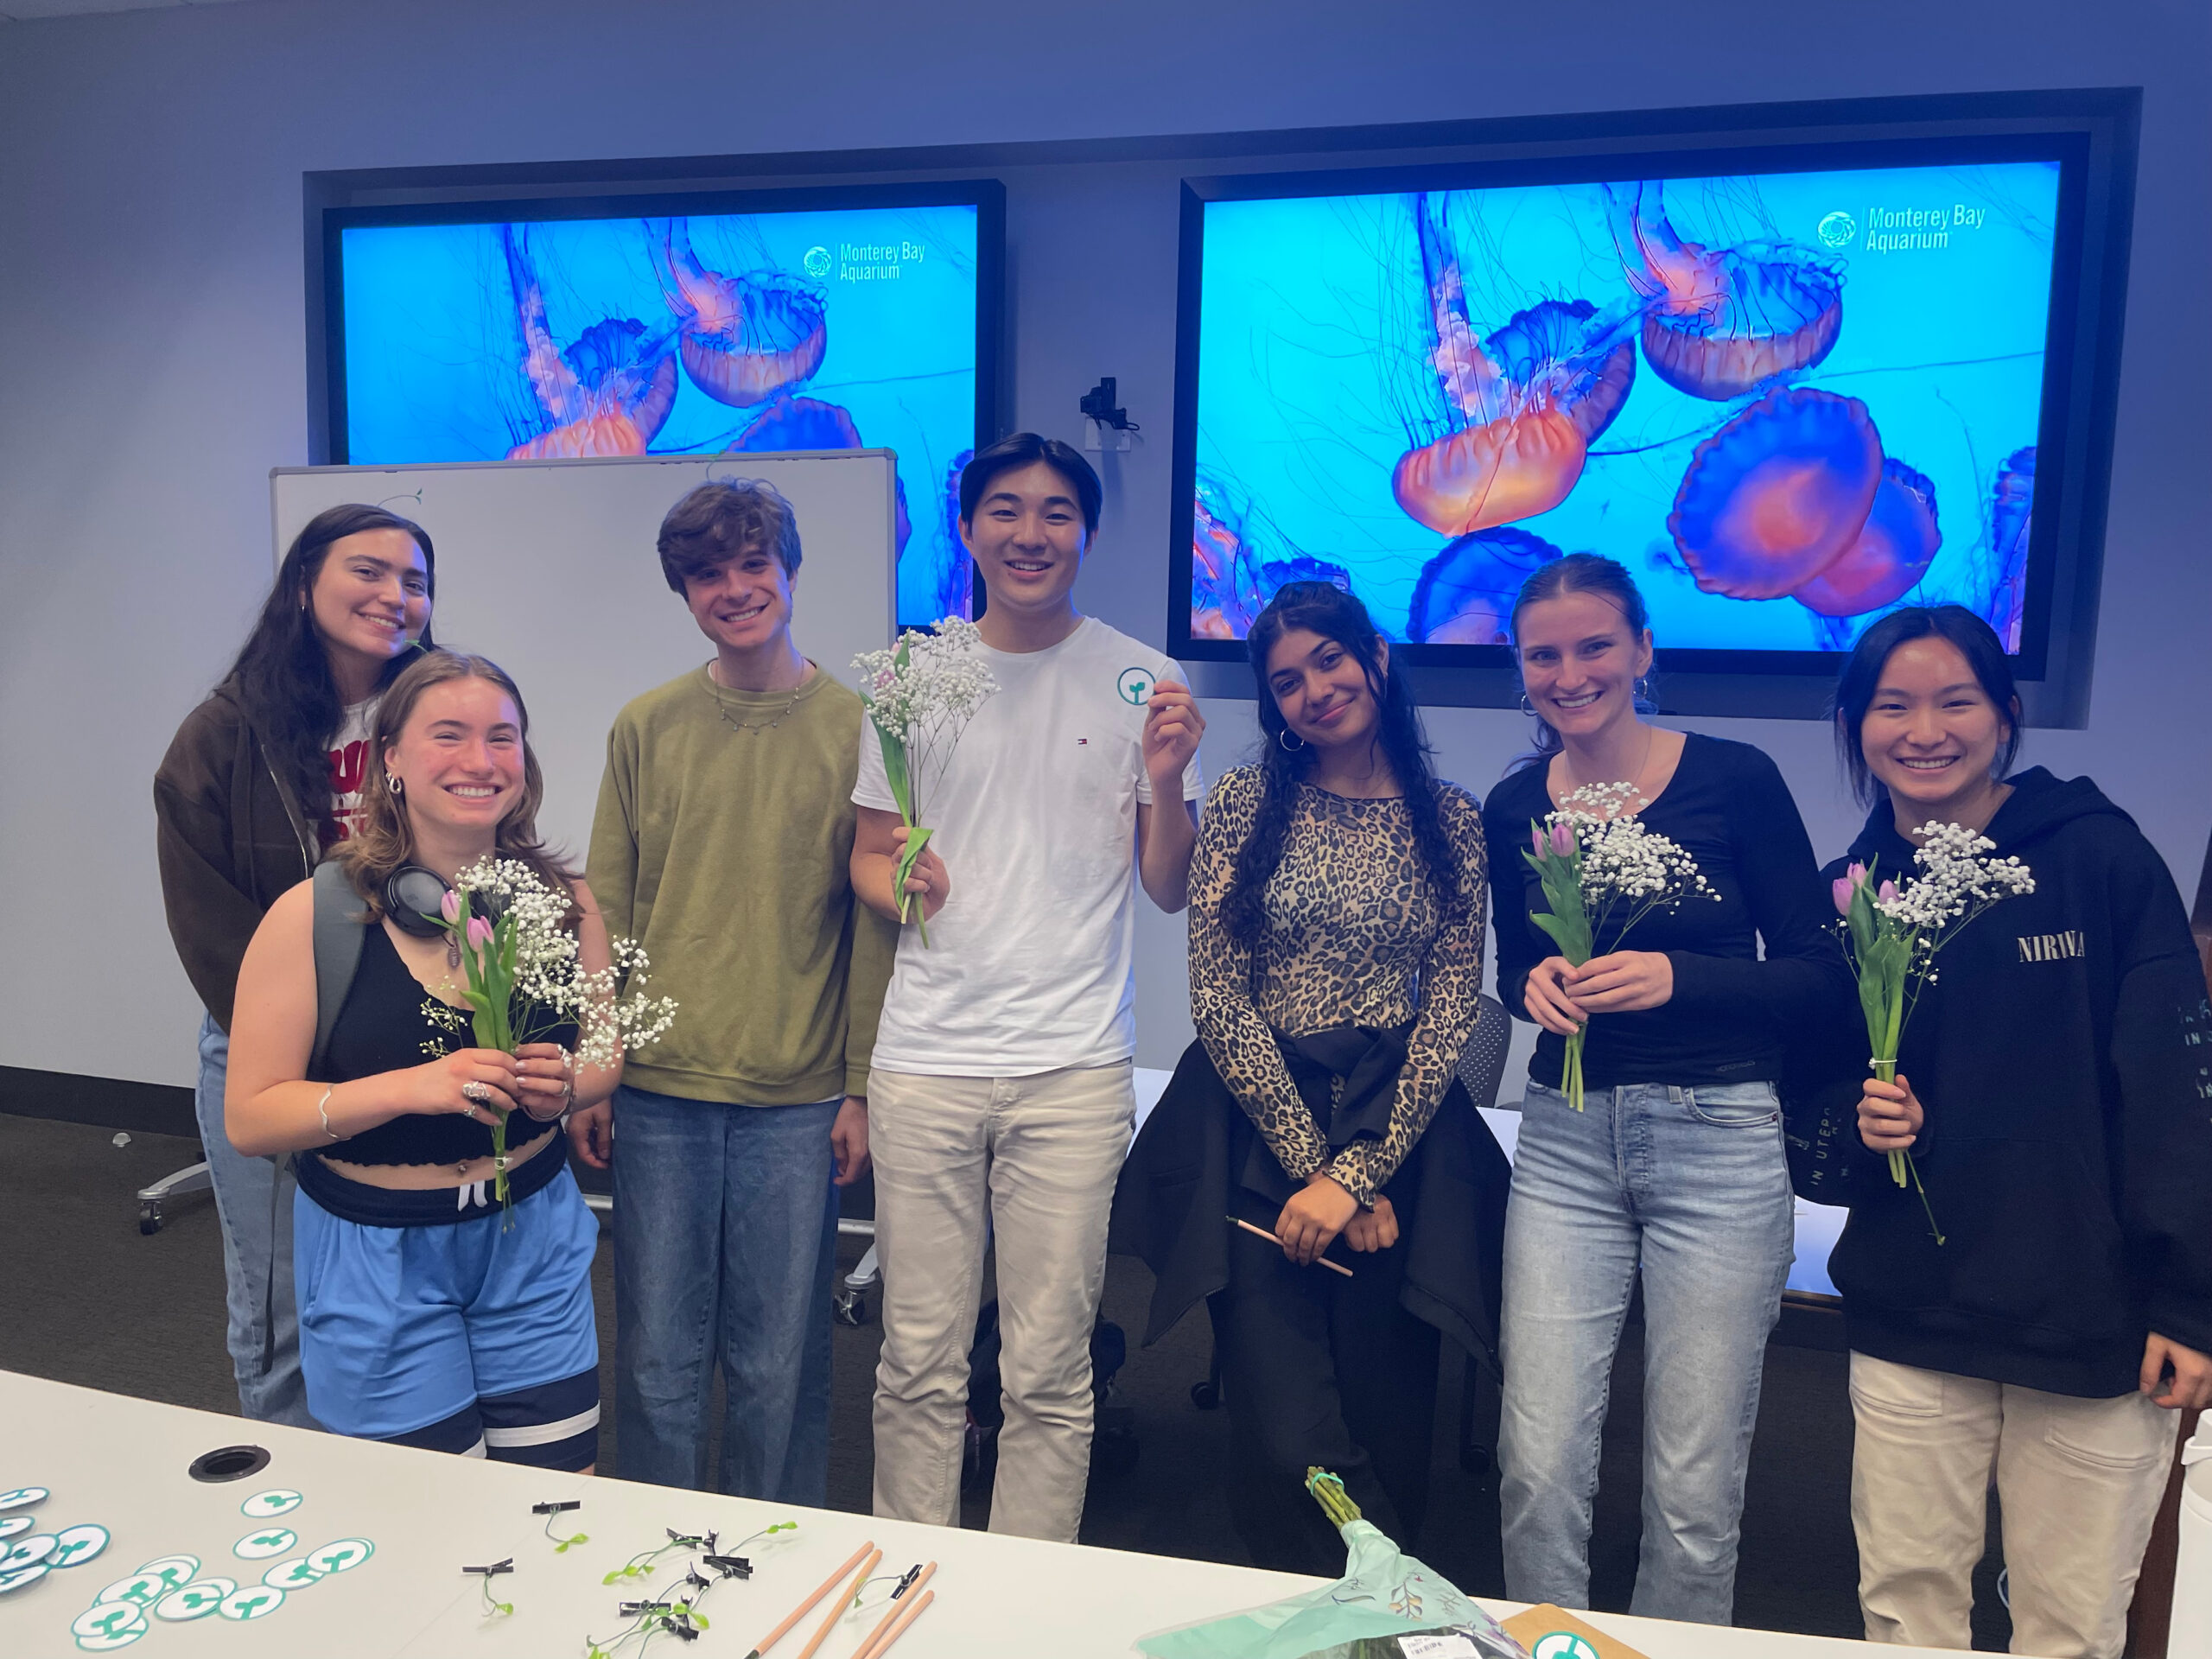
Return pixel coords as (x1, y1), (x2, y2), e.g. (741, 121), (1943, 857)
(793, 1548), (880, 1659)
(747, 1541), (874, 1659)
(1229, 1215), (1354, 1276)
(855, 1587), (934, 1659)
(848, 1561), (936, 1659)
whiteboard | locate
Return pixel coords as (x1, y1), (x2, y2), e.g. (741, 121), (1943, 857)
(271, 449), (896, 864)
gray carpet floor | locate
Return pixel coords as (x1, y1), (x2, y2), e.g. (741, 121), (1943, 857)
(0, 1112), (2015, 1643)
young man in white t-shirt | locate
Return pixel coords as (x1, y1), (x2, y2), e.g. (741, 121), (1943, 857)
(851, 433), (1205, 1541)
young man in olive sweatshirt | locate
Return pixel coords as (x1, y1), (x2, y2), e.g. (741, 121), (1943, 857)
(582, 479), (895, 1502)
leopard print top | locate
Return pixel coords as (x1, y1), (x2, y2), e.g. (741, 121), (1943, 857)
(1188, 765), (1490, 1205)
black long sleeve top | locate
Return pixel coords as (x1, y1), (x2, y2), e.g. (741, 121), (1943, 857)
(1483, 732), (1851, 1091)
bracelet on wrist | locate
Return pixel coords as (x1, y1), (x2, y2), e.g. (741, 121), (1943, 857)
(315, 1084), (341, 1142)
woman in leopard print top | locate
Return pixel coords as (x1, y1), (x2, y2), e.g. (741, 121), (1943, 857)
(1116, 582), (1508, 1576)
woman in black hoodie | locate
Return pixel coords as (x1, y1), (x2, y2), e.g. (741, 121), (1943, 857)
(1814, 606), (2211, 1659)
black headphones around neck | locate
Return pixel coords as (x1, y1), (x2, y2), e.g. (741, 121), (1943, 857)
(382, 864), (505, 938)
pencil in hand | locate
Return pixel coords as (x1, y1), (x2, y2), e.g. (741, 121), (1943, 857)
(1228, 1215), (1354, 1276)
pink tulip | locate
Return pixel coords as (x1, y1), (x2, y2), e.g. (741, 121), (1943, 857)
(1878, 880), (1899, 905)
(441, 890), (461, 924)
(1847, 861), (1868, 888)
(1832, 877), (1854, 917)
(1530, 825), (1548, 858)
(1549, 820), (1575, 856)
(466, 915), (495, 951)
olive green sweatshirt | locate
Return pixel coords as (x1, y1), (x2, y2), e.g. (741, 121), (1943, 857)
(587, 664), (895, 1105)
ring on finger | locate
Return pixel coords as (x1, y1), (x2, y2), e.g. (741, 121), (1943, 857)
(461, 1080), (492, 1108)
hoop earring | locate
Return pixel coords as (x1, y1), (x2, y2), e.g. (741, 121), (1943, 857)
(1517, 692), (1536, 716)
(1278, 728), (1306, 753)
(1634, 675), (1654, 705)
(387, 775), (404, 798)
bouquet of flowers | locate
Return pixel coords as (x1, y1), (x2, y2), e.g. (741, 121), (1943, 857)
(421, 857), (677, 1218)
(852, 617), (998, 948)
(1523, 782), (1714, 1110)
(1834, 822), (2033, 1241)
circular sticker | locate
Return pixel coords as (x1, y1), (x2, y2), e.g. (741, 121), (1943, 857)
(155, 1577), (235, 1621)
(260, 1557), (323, 1592)
(1532, 1634), (1603, 1659)
(0, 1487), (48, 1512)
(92, 1572), (168, 1607)
(217, 1582), (285, 1620)
(133, 1555), (200, 1589)
(48, 1524), (111, 1569)
(239, 1489), (303, 1519)
(71, 1600), (149, 1645)
(0, 1561), (48, 1595)
(1, 1533), (57, 1571)
(232, 1527), (297, 1560)
(1116, 666), (1155, 706)
(303, 1537), (373, 1575)
(0, 1515), (29, 1541)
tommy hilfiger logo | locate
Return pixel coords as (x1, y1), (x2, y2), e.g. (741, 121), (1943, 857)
(2017, 930), (2086, 963)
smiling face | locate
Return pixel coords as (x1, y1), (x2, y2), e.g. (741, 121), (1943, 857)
(308, 528), (430, 689)
(1859, 635), (2014, 822)
(682, 540), (796, 658)
(1511, 589), (1652, 744)
(1265, 626), (1384, 753)
(382, 677), (525, 841)
(960, 459), (1090, 619)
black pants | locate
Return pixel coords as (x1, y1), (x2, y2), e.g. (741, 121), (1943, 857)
(1208, 1174), (1440, 1576)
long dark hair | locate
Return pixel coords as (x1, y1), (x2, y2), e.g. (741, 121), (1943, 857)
(1506, 552), (1653, 768)
(1223, 582), (1463, 948)
(1832, 605), (2022, 807)
(223, 504), (436, 837)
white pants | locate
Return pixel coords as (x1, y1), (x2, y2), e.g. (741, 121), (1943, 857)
(868, 1062), (1135, 1542)
(1849, 1351), (2177, 1659)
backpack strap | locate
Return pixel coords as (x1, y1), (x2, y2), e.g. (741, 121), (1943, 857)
(309, 861), (370, 1079)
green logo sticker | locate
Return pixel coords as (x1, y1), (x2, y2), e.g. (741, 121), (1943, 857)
(1116, 667), (1154, 706)
(0, 1516), (28, 1541)
(1532, 1633), (1602, 1659)
(1, 1534), (56, 1571)
(71, 1600), (149, 1644)
(239, 1490), (303, 1519)
(261, 1557), (324, 1592)
(232, 1528), (296, 1561)
(0, 1486), (48, 1512)
(306, 1537), (374, 1574)
(134, 1556), (200, 1589)
(0, 1562), (48, 1595)
(48, 1523), (111, 1569)
(217, 1583), (284, 1620)
(153, 1578), (235, 1622)
(93, 1572), (168, 1607)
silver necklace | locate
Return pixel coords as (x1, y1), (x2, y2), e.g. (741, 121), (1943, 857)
(708, 664), (801, 734)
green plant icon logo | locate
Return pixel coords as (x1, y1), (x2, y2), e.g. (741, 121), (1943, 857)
(1533, 1632), (1602, 1659)
(1116, 667), (1154, 706)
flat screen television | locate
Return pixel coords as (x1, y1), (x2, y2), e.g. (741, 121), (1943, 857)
(322, 181), (1002, 627)
(1168, 93), (2137, 718)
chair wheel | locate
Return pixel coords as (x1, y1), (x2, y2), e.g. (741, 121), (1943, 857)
(1189, 1380), (1220, 1410)
(139, 1203), (162, 1236)
(833, 1293), (868, 1326)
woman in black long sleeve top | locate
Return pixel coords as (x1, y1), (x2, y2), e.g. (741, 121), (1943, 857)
(1481, 556), (1848, 1626)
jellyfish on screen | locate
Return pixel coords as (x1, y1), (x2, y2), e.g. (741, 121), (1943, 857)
(652, 218), (830, 409)
(1982, 447), (2036, 649)
(1789, 458), (1941, 620)
(1192, 474), (1352, 639)
(500, 225), (678, 460)
(1391, 194), (1638, 538)
(1606, 181), (1845, 402)
(1406, 526), (1564, 645)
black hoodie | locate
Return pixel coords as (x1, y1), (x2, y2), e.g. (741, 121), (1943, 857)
(1804, 768), (2212, 1397)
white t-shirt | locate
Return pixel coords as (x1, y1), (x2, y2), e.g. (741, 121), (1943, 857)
(325, 696), (378, 843)
(854, 616), (1205, 1077)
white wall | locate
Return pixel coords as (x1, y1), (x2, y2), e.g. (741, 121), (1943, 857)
(2, 0), (2207, 1087)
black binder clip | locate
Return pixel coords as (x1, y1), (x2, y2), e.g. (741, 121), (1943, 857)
(703, 1553), (753, 1579)
(619, 1599), (672, 1617)
(532, 1500), (581, 1516)
(462, 1558), (514, 1578)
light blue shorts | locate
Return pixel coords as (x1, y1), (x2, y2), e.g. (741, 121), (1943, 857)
(294, 1164), (601, 1468)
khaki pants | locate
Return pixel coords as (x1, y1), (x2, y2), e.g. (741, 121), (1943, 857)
(1849, 1351), (2176, 1659)
(868, 1063), (1135, 1542)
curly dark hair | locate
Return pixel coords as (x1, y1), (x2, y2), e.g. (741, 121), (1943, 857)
(1222, 582), (1464, 949)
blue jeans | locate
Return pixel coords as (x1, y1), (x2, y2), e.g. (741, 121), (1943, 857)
(193, 1013), (318, 1428)
(611, 1086), (839, 1502)
(1498, 1079), (1794, 1625)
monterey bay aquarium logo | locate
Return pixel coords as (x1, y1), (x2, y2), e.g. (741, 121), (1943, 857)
(803, 240), (931, 284)
(1817, 201), (1992, 255)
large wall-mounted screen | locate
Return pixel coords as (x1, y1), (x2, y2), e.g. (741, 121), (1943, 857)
(326, 183), (1001, 626)
(1169, 122), (2126, 695)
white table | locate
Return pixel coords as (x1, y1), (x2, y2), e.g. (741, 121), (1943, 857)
(0, 1371), (1935, 1659)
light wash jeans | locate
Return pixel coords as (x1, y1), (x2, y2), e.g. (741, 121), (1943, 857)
(610, 1086), (840, 1503)
(1498, 1078), (1794, 1625)
(193, 1012), (319, 1427)
(868, 1062), (1135, 1542)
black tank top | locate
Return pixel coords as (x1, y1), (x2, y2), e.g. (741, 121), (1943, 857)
(314, 923), (571, 1167)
